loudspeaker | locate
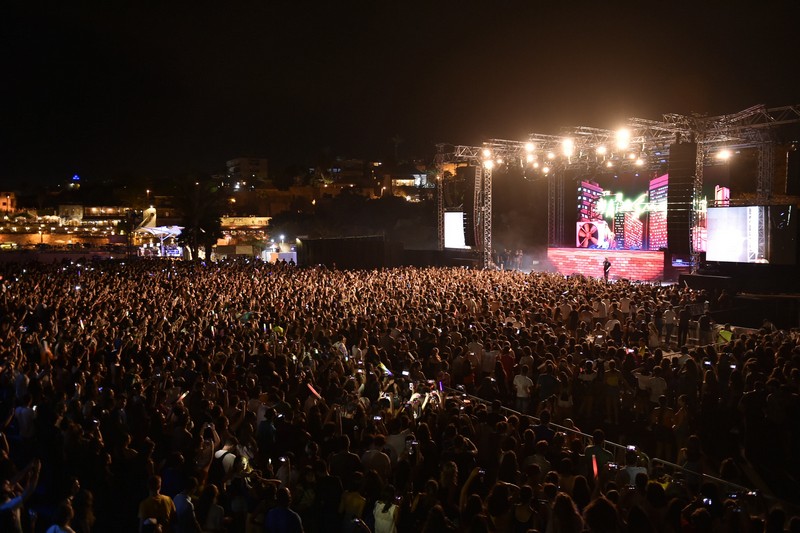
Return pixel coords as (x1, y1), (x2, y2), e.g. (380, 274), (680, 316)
(457, 165), (477, 247)
(787, 147), (800, 196)
(667, 142), (697, 255)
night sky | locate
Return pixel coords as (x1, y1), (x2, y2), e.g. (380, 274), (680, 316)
(2, 1), (799, 183)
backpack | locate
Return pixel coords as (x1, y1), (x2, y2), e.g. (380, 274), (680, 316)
(207, 450), (233, 487)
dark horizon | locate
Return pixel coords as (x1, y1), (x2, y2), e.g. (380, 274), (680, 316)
(2, 2), (799, 184)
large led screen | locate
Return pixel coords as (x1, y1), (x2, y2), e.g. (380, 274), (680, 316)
(444, 211), (470, 249)
(706, 206), (796, 264)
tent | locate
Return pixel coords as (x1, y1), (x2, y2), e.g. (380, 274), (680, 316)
(134, 225), (183, 256)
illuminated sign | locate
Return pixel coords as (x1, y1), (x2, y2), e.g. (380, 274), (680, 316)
(595, 192), (661, 219)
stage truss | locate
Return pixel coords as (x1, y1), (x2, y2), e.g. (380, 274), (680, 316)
(435, 104), (800, 270)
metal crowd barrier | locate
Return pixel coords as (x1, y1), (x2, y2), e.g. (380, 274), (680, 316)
(440, 386), (792, 509)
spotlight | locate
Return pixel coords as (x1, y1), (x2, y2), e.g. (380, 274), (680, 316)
(526, 154), (535, 163)
(542, 166), (550, 174)
(547, 152), (556, 160)
(635, 158), (644, 166)
(615, 128), (631, 150)
(628, 153), (637, 160)
(483, 159), (494, 169)
(606, 161), (614, 168)
(716, 149), (732, 160)
(496, 158), (504, 165)
(533, 162), (540, 169)
(482, 148), (492, 159)
(562, 138), (575, 157)
(525, 142), (535, 153)
(596, 145), (607, 155)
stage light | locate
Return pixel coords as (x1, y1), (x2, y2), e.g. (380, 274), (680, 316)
(482, 148), (492, 158)
(635, 158), (644, 166)
(496, 158), (504, 165)
(483, 159), (494, 169)
(542, 166), (550, 174)
(596, 145), (607, 155)
(526, 154), (535, 163)
(533, 162), (540, 169)
(628, 153), (637, 160)
(716, 149), (732, 160)
(547, 152), (556, 160)
(562, 138), (575, 157)
(615, 128), (631, 150)
(525, 142), (535, 153)
(606, 161), (614, 168)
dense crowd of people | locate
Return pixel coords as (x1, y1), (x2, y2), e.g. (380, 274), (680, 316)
(0, 258), (798, 533)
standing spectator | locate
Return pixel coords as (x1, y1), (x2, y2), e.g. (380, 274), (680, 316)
(549, 492), (584, 533)
(698, 311), (713, 346)
(72, 490), (97, 533)
(663, 305), (677, 348)
(0, 459), (41, 533)
(265, 487), (304, 533)
(46, 500), (76, 533)
(603, 360), (623, 425)
(195, 484), (226, 533)
(137, 475), (176, 533)
(513, 365), (534, 414)
(678, 306), (692, 347)
(173, 478), (201, 533)
(373, 485), (400, 533)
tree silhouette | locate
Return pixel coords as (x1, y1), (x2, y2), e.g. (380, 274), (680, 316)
(172, 175), (225, 260)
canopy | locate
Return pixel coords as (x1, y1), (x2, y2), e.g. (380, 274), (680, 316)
(134, 225), (183, 238)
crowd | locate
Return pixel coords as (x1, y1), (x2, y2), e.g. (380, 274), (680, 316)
(0, 258), (798, 533)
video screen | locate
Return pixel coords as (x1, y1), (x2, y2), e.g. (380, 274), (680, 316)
(706, 206), (797, 264)
(444, 211), (470, 249)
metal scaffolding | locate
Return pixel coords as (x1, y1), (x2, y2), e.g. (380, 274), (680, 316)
(435, 104), (800, 270)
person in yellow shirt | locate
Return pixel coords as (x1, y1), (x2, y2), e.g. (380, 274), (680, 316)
(138, 476), (176, 532)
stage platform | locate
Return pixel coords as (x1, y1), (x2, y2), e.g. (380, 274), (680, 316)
(547, 248), (666, 282)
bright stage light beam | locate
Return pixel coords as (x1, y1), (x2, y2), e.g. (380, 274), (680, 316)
(482, 148), (492, 159)
(525, 142), (535, 153)
(635, 158), (644, 166)
(615, 128), (631, 150)
(547, 152), (556, 160)
(606, 161), (614, 168)
(526, 154), (535, 163)
(596, 145), (607, 155)
(542, 166), (550, 174)
(716, 149), (732, 160)
(483, 159), (494, 169)
(562, 138), (575, 157)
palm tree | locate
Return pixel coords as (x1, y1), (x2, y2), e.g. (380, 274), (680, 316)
(173, 175), (225, 260)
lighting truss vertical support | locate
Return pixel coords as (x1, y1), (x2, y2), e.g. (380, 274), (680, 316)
(690, 144), (705, 272)
(548, 172), (565, 246)
(548, 174), (556, 246)
(757, 141), (774, 201)
(556, 173), (565, 245)
(480, 165), (492, 269)
(436, 173), (444, 250)
(746, 206), (759, 262)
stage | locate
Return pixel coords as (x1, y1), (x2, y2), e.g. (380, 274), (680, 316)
(546, 248), (667, 282)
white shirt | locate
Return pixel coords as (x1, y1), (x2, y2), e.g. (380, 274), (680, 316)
(513, 374), (534, 398)
(482, 349), (498, 374)
(373, 501), (399, 533)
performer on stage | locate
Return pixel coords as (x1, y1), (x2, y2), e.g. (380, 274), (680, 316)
(603, 257), (611, 282)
